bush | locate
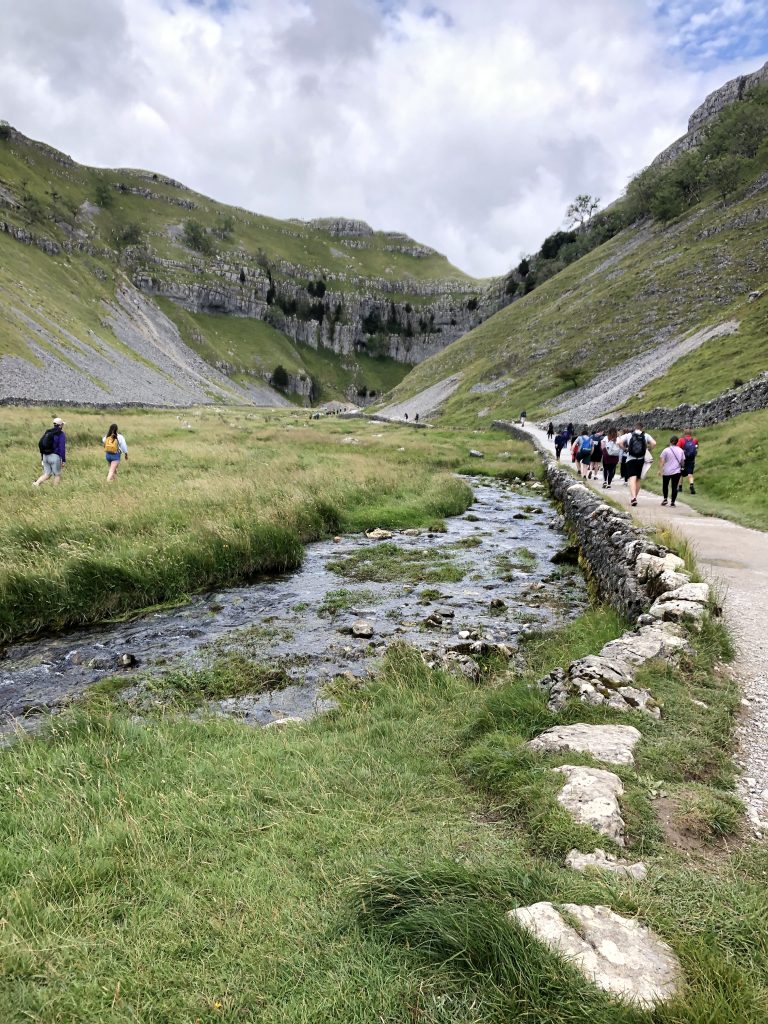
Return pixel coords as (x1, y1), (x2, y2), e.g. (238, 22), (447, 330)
(93, 178), (114, 209)
(182, 219), (214, 256)
(271, 365), (289, 389)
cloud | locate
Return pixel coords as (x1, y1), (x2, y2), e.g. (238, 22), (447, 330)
(0, 0), (766, 276)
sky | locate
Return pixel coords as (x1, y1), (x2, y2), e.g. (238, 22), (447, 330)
(1, 0), (767, 277)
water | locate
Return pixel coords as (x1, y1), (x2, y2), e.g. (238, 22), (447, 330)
(0, 477), (585, 733)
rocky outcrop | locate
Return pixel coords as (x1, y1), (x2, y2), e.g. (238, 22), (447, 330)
(653, 61), (768, 168)
(593, 370), (768, 435)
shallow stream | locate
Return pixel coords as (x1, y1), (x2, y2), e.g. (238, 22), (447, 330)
(0, 477), (586, 733)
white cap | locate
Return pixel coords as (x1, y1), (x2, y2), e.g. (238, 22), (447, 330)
(52, 417), (65, 425)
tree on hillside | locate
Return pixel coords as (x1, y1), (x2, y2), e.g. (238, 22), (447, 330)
(566, 194), (600, 229)
(555, 365), (587, 391)
(707, 154), (744, 202)
(182, 219), (214, 256)
(272, 365), (289, 389)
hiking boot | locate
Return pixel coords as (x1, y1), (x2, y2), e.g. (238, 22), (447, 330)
(661, 499), (668, 506)
(689, 484), (696, 494)
(670, 502), (676, 507)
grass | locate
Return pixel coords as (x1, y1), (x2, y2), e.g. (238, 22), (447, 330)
(2, 598), (766, 1021)
(327, 543), (468, 584)
(0, 407), (536, 646)
(637, 409), (768, 530)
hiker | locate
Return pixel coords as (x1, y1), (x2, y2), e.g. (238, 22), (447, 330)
(566, 422), (574, 442)
(547, 421), (554, 440)
(601, 429), (622, 489)
(589, 428), (604, 479)
(677, 430), (698, 494)
(102, 423), (128, 483)
(618, 423), (656, 506)
(404, 412), (408, 421)
(414, 413), (419, 423)
(574, 426), (594, 477)
(554, 429), (568, 461)
(34, 416), (66, 487)
(660, 435), (685, 507)
(520, 410), (527, 428)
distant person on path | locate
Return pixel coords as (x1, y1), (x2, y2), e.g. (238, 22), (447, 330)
(574, 426), (594, 477)
(547, 421), (554, 440)
(619, 423), (656, 506)
(566, 421), (574, 442)
(414, 413), (419, 422)
(103, 423), (128, 483)
(554, 429), (568, 461)
(589, 428), (604, 479)
(520, 410), (527, 428)
(404, 412), (408, 421)
(659, 435), (686, 507)
(33, 416), (66, 487)
(677, 430), (699, 494)
(601, 429), (622, 489)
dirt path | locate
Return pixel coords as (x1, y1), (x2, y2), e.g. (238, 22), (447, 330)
(523, 422), (768, 836)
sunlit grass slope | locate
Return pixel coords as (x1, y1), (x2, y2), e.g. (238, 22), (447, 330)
(381, 183), (768, 426)
(0, 406), (535, 645)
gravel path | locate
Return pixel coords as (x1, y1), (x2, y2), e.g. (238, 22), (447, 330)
(524, 422), (768, 837)
(550, 320), (739, 424)
(377, 374), (462, 421)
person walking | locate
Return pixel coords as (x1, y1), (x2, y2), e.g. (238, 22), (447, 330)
(554, 428), (568, 461)
(566, 421), (574, 442)
(520, 410), (527, 428)
(33, 416), (66, 487)
(574, 426), (594, 477)
(618, 423), (656, 506)
(546, 421), (554, 440)
(659, 435), (686, 506)
(677, 429), (699, 494)
(601, 429), (621, 488)
(103, 423), (128, 483)
(589, 428), (604, 479)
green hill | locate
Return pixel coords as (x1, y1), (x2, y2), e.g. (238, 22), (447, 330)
(0, 123), (497, 407)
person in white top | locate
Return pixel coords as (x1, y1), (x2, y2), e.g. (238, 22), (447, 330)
(618, 423), (656, 506)
(102, 423), (129, 483)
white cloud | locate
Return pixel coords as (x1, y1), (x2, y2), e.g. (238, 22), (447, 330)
(0, 0), (766, 276)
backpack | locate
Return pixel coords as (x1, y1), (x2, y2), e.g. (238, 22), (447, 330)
(38, 428), (56, 455)
(579, 435), (593, 454)
(104, 435), (119, 454)
(627, 432), (646, 459)
(682, 437), (697, 458)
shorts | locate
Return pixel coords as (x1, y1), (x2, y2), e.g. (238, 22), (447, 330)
(624, 459), (644, 479)
(578, 452), (592, 464)
(42, 453), (62, 476)
(683, 456), (695, 475)
(105, 453), (121, 463)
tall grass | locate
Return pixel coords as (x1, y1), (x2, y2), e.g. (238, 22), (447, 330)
(0, 407), (535, 644)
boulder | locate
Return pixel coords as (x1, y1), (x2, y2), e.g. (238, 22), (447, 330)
(366, 528), (393, 540)
(554, 765), (626, 844)
(565, 848), (647, 880)
(655, 582), (710, 605)
(508, 902), (682, 1008)
(648, 599), (706, 626)
(469, 449), (484, 458)
(529, 723), (642, 765)
(351, 619), (375, 638)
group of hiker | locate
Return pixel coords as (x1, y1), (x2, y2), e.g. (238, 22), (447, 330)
(545, 420), (698, 508)
(33, 417), (129, 487)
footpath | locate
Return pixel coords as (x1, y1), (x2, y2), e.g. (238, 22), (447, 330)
(521, 422), (768, 836)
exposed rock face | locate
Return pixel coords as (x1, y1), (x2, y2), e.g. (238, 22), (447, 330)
(554, 765), (626, 844)
(653, 61), (768, 168)
(508, 903), (682, 1007)
(529, 723), (642, 765)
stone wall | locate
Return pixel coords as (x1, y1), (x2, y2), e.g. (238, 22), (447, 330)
(591, 370), (768, 435)
(492, 420), (677, 620)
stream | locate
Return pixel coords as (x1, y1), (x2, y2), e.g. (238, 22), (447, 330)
(0, 477), (586, 734)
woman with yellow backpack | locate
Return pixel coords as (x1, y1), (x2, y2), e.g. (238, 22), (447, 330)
(102, 423), (129, 483)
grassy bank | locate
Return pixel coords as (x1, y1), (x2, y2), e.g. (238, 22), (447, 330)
(1, 600), (764, 1021)
(0, 406), (535, 645)
(633, 408), (768, 530)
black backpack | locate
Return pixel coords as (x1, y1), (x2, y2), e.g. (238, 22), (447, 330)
(627, 432), (646, 459)
(38, 428), (57, 455)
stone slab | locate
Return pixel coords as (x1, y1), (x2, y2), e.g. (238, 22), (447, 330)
(565, 848), (647, 880)
(508, 902), (682, 1008)
(554, 765), (626, 845)
(529, 723), (642, 765)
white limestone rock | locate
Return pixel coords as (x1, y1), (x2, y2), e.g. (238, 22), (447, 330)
(351, 619), (375, 638)
(529, 723), (642, 765)
(508, 902), (682, 1008)
(365, 528), (393, 540)
(554, 765), (626, 844)
(648, 599), (706, 626)
(264, 716), (304, 728)
(655, 582), (710, 605)
(565, 848), (648, 880)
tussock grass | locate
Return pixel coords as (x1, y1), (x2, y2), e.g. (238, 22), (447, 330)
(0, 408), (534, 644)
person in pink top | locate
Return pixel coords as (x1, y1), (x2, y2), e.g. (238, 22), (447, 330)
(659, 435), (686, 507)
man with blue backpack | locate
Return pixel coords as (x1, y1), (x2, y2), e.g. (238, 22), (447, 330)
(677, 430), (699, 494)
(618, 423), (656, 507)
(574, 427), (594, 478)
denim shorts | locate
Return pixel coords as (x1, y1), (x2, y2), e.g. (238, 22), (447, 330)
(105, 453), (121, 463)
(42, 453), (62, 476)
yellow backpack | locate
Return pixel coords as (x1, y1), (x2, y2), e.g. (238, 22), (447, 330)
(104, 435), (119, 454)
